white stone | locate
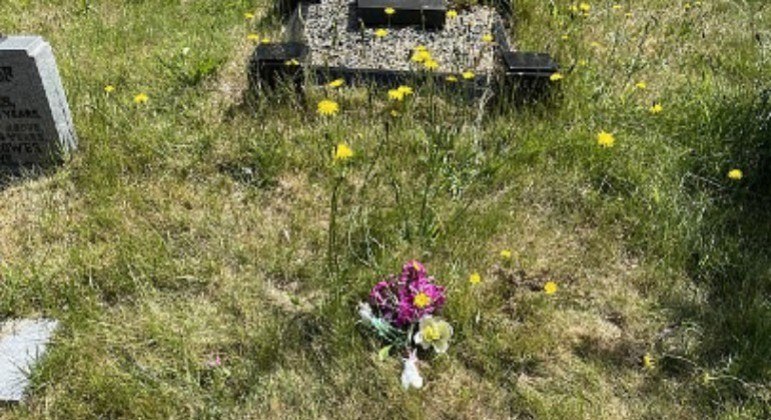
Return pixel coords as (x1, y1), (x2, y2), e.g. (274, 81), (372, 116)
(0, 319), (58, 402)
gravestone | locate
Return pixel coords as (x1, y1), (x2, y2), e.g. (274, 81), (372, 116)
(0, 35), (76, 168)
(0, 319), (59, 402)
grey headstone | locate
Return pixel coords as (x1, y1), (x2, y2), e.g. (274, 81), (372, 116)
(0, 36), (76, 167)
(0, 319), (58, 402)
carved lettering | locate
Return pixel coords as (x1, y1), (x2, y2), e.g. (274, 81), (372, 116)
(0, 142), (45, 154)
(0, 66), (12, 83)
(0, 109), (41, 119)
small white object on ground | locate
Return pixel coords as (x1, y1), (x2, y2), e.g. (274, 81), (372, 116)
(401, 350), (423, 390)
(0, 319), (59, 402)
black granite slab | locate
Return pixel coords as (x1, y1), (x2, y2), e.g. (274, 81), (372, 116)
(502, 51), (558, 77)
(357, 0), (446, 29)
(249, 42), (308, 89)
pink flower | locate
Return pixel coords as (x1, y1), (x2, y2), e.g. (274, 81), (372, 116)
(369, 276), (401, 323)
(399, 260), (427, 284)
(395, 274), (445, 326)
(206, 353), (222, 368)
(369, 260), (446, 327)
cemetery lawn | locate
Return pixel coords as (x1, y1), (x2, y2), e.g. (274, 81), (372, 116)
(1, 0), (769, 418)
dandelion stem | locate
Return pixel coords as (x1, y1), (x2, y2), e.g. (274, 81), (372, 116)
(327, 176), (344, 274)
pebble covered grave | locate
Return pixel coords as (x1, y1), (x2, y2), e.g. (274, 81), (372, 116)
(302, 0), (507, 74)
(252, 0), (557, 92)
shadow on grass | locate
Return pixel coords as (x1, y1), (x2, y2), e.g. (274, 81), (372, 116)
(0, 166), (54, 191)
(678, 88), (770, 393)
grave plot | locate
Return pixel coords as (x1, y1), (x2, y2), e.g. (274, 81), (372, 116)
(250, 0), (557, 95)
(302, 0), (500, 74)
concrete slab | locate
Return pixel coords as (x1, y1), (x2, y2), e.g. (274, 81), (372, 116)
(0, 319), (58, 402)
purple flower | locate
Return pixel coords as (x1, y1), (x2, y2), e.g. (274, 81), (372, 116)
(369, 276), (400, 323)
(369, 260), (446, 328)
(399, 260), (427, 285)
(369, 280), (392, 307)
(395, 275), (445, 326)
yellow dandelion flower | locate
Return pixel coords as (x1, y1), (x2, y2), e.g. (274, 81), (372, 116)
(374, 28), (388, 38)
(317, 99), (340, 116)
(384, 7), (395, 15)
(469, 272), (482, 285)
(334, 143), (354, 161)
(327, 78), (345, 88)
(579, 3), (591, 12)
(397, 85), (413, 96)
(411, 50), (432, 63)
(728, 169), (743, 180)
(462, 70), (475, 80)
(635, 81), (647, 90)
(388, 89), (405, 101)
(244, 12), (255, 20)
(423, 59), (439, 71)
(284, 59), (300, 66)
(247, 33), (260, 42)
(482, 34), (494, 43)
(649, 103), (663, 114)
(447, 9), (458, 19)
(133, 93), (149, 104)
(550, 72), (564, 82)
(569, 4), (579, 13)
(561, 34), (570, 41)
(643, 353), (655, 370)
(684, 2), (692, 10)
(104, 85), (115, 93)
(625, 12), (633, 18)
(590, 41), (602, 49)
(500, 249), (512, 259)
(261, 38), (271, 44)
(445, 75), (458, 83)
(597, 131), (615, 148)
(544, 281), (558, 295)
(612, 4), (622, 10)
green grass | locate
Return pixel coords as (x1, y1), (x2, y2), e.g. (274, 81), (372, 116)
(0, 0), (769, 418)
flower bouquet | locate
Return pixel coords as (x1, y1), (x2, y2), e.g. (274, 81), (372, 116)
(358, 260), (453, 389)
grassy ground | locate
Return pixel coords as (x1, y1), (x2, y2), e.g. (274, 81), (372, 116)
(0, 0), (769, 418)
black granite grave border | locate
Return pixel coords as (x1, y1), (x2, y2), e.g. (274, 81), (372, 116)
(312, 65), (491, 97)
(249, 45), (491, 97)
(249, 42), (308, 91)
